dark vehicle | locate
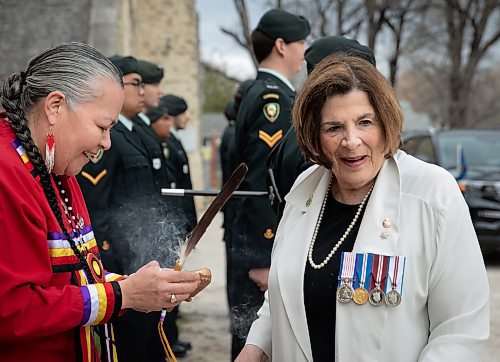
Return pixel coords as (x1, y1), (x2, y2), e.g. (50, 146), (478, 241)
(401, 129), (500, 254)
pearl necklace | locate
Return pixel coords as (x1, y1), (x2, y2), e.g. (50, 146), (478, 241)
(307, 180), (374, 270)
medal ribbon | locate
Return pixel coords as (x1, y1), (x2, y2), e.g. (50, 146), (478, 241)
(359, 253), (369, 288)
(400, 257), (406, 296)
(369, 254), (379, 290)
(385, 255), (406, 294)
(353, 254), (363, 289)
(392, 256), (399, 289)
(340, 252), (356, 286)
(380, 255), (390, 291)
(375, 254), (384, 287)
(337, 252), (345, 288)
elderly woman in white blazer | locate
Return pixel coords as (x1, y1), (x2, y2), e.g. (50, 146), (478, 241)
(236, 54), (489, 361)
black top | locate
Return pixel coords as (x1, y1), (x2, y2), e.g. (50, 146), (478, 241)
(304, 191), (367, 361)
(131, 115), (177, 191)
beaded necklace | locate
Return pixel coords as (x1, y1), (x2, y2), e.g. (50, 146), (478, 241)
(56, 177), (85, 234)
(307, 179), (374, 270)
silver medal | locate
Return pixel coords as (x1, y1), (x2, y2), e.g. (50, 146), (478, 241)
(385, 289), (401, 307)
(337, 284), (354, 303)
(368, 287), (385, 306)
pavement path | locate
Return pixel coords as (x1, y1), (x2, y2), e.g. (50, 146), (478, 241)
(178, 213), (231, 361)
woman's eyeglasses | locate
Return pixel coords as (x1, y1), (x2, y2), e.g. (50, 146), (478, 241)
(124, 81), (145, 89)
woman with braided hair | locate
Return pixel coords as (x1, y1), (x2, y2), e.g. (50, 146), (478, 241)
(0, 42), (200, 361)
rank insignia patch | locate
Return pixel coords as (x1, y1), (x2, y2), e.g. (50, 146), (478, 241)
(80, 170), (108, 185)
(259, 130), (283, 148)
(263, 102), (280, 123)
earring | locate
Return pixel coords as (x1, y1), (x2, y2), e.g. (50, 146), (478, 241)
(45, 128), (55, 173)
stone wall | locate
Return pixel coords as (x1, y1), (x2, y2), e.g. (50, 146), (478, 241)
(1, 0), (203, 191)
(0, 0), (91, 76)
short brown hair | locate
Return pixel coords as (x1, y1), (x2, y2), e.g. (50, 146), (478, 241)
(251, 29), (276, 63)
(293, 54), (403, 168)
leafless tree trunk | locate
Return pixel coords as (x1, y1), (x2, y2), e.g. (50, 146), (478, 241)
(443, 0), (500, 128)
(364, 0), (390, 50)
(385, 0), (430, 85)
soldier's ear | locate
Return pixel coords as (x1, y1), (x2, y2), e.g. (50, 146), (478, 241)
(274, 38), (287, 57)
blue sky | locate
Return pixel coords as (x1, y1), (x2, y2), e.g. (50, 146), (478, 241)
(196, 0), (269, 80)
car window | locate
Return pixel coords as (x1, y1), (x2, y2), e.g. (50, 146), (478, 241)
(402, 136), (436, 163)
(401, 137), (419, 155)
(437, 132), (500, 170)
(414, 136), (436, 163)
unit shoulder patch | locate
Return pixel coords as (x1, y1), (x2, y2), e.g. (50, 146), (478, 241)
(263, 102), (280, 123)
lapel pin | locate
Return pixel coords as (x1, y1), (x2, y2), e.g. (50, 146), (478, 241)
(380, 231), (389, 240)
(306, 195), (313, 207)
(382, 218), (391, 228)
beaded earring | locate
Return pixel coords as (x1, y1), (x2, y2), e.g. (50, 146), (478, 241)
(45, 128), (55, 173)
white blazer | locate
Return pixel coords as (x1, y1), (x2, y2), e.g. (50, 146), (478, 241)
(246, 150), (489, 361)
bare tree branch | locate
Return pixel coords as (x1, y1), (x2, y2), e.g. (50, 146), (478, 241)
(219, 0), (258, 68)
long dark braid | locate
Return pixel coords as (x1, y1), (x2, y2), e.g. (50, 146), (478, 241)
(2, 73), (97, 283)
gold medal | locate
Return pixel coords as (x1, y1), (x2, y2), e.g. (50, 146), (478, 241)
(353, 287), (369, 305)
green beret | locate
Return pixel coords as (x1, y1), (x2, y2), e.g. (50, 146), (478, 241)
(146, 104), (168, 123)
(305, 36), (376, 74)
(224, 100), (237, 122)
(256, 9), (310, 43)
(108, 55), (139, 76)
(235, 79), (253, 106)
(137, 60), (164, 84)
(160, 94), (188, 116)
